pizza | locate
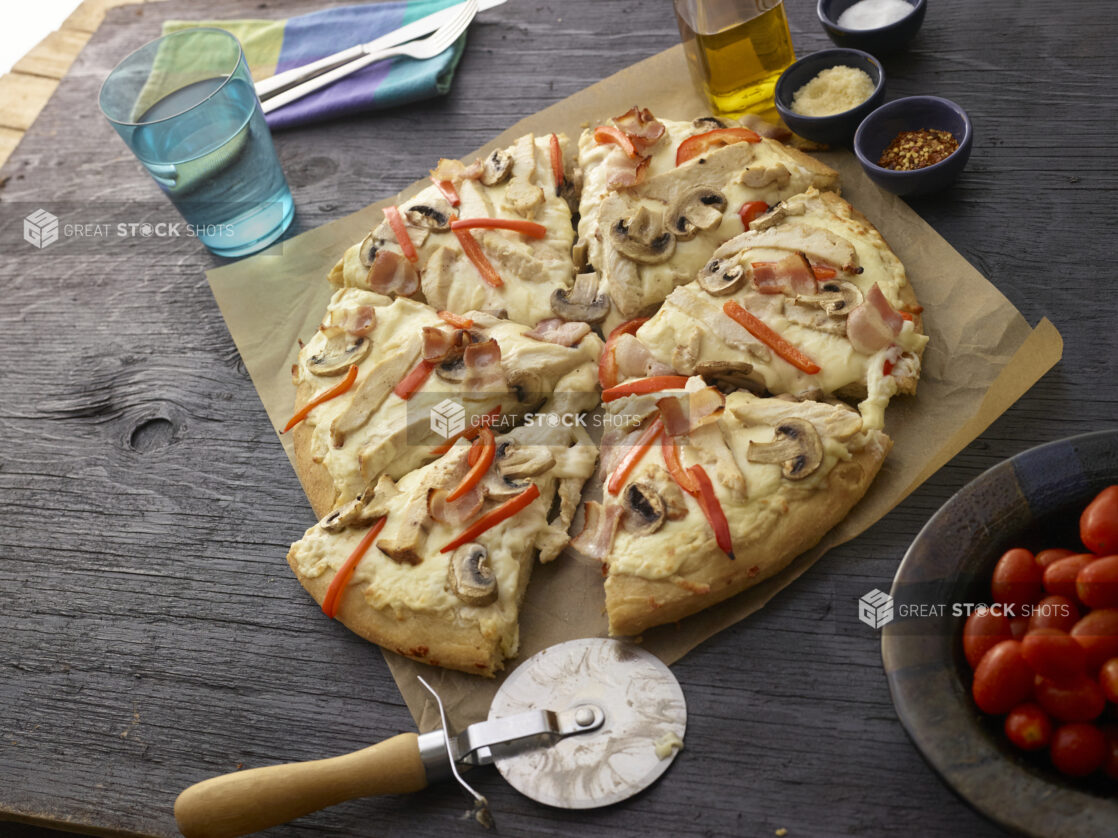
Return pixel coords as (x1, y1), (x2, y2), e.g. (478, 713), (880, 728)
(574, 379), (891, 636)
(281, 106), (926, 676)
(575, 109), (840, 332)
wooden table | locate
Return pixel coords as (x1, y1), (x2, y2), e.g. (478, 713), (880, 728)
(1, 1), (1114, 835)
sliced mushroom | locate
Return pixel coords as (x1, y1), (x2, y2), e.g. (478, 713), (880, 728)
(667, 187), (727, 241)
(795, 280), (863, 316)
(551, 272), (609, 323)
(621, 482), (666, 535)
(307, 333), (371, 376)
(447, 543), (498, 606)
(692, 116), (728, 130)
(404, 204), (451, 231)
(695, 360), (759, 393)
(746, 418), (823, 480)
(740, 163), (791, 190)
(497, 441), (555, 482)
(506, 369), (546, 409)
(480, 149), (513, 186)
(609, 205), (676, 265)
(358, 232), (388, 268)
(375, 492), (431, 566)
(697, 256), (747, 296)
(319, 498), (365, 532)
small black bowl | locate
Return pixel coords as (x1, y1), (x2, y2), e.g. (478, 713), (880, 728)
(818, 0), (926, 55)
(773, 48), (885, 147)
(853, 95), (972, 196)
(882, 430), (1118, 837)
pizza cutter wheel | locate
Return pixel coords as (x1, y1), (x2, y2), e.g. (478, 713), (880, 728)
(174, 638), (686, 837)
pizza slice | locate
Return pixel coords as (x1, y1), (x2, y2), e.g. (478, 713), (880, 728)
(287, 421), (598, 676)
(288, 288), (602, 517)
(327, 132), (578, 328)
(575, 108), (840, 332)
(573, 378), (891, 636)
(611, 188), (928, 430)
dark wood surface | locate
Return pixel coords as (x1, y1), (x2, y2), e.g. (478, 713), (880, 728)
(1, 0), (1114, 836)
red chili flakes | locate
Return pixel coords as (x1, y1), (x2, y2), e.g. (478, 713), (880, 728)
(877, 128), (959, 171)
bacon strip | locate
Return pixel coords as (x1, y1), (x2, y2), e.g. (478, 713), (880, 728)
(524, 318), (591, 347)
(847, 283), (903, 355)
(571, 501), (624, 561)
(751, 252), (816, 296)
(367, 250), (420, 297)
(462, 338), (504, 393)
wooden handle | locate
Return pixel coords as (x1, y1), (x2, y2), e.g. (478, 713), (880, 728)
(174, 732), (428, 838)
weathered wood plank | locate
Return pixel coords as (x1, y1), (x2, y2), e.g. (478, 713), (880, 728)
(12, 29), (94, 80)
(62, 0), (160, 34)
(0, 73), (59, 131)
(0, 126), (22, 168)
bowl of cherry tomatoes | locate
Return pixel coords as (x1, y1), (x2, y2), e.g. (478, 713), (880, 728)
(882, 430), (1118, 837)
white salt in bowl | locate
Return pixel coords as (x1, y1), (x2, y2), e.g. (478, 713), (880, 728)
(817, 0), (926, 55)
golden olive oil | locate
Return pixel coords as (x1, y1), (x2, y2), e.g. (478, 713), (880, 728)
(675, 0), (795, 119)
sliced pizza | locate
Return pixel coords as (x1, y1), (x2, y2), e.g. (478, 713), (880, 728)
(287, 421), (598, 676)
(327, 132), (578, 328)
(575, 108), (840, 332)
(288, 288), (602, 517)
(613, 188), (928, 430)
(574, 378), (891, 636)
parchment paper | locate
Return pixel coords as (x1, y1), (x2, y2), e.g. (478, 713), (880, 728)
(206, 45), (1063, 732)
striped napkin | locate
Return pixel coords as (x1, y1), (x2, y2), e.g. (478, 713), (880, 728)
(163, 0), (469, 130)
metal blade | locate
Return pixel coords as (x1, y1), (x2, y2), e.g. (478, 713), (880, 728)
(487, 638), (687, 809)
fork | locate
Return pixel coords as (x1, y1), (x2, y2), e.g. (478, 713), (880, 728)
(260, 0), (478, 114)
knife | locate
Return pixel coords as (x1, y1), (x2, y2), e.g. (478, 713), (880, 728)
(254, 0), (507, 100)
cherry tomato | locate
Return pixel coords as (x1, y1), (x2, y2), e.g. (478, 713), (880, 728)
(1009, 616), (1030, 640)
(972, 640), (1034, 715)
(1098, 658), (1118, 704)
(1004, 703), (1053, 751)
(1021, 628), (1087, 680)
(1103, 726), (1118, 780)
(1035, 548), (1076, 569)
(1035, 673), (1106, 722)
(1050, 723), (1107, 777)
(1027, 594), (1080, 633)
(1080, 485), (1118, 556)
(1076, 554), (1118, 609)
(963, 608), (1012, 669)
(1043, 553), (1096, 603)
(1070, 608), (1118, 672)
(991, 547), (1043, 610)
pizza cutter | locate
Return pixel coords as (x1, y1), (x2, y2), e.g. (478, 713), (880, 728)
(174, 638), (686, 837)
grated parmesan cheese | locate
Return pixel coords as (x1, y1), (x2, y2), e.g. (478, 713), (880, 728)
(790, 66), (875, 117)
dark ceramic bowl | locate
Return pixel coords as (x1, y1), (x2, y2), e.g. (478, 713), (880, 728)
(853, 95), (972, 196)
(773, 48), (885, 147)
(882, 430), (1118, 837)
(818, 0), (926, 55)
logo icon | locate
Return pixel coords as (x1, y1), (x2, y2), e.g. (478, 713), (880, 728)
(429, 398), (465, 439)
(858, 588), (894, 629)
(24, 209), (59, 249)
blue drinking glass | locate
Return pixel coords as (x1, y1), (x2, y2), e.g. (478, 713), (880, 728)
(98, 28), (295, 258)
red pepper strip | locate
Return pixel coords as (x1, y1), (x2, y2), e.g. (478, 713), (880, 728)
(601, 375), (690, 403)
(453, 227), (504, 288)
(598, 317), (649, 389)
(441, 484), (541, 554)
(322, 516), (387, 618)
(438, 310), (474, 329)
(393, 359), (436, 400)
(675, 127), (761, 166)
(431, 406), (502, 455)
(687, 465), (734, 559)
(606, 417), (664, 495)
(384, 206), (419, 264)
(811, 265), (837, 280)
(900, 311), (914, 321)
(450, 217), (547, 239)
(593, 125), (640, 158)
(722, 300), (822, 375)
(549, 133), (564, 187)
(661, 432), (699, 496)
(883, 359), (894, 376)
(738, 200), (769, 228)
(429, 175), (460, 207)
(282, 365), (357, 433)
(449, 428), (495, 501)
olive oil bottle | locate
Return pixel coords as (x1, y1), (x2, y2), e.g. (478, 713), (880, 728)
(674, 0), (795, 119)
